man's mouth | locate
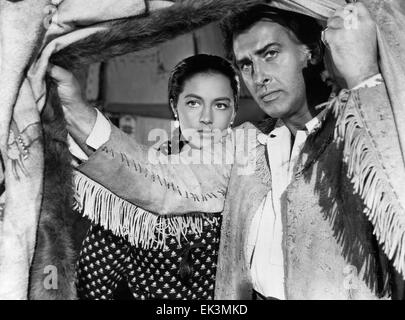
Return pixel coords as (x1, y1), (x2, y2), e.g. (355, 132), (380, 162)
(260, 90), (282, 103)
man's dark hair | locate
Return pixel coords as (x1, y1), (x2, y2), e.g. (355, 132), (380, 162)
(221, 4), (330, 107)
(221, 4), (323, 64)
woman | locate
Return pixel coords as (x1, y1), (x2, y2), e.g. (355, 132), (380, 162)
(51, 54), (239, 300)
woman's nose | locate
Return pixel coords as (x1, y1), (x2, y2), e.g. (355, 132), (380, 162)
(199, 106), (213, 126)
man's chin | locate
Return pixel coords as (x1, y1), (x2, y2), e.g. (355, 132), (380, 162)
(258, 102), (287, 119)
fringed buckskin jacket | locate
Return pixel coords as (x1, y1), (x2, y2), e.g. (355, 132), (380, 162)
(75, 81), (405, 299)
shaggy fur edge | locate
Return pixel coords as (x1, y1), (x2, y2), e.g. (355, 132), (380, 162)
(51, 0), (263, 69)
(28, 85), (77, 300)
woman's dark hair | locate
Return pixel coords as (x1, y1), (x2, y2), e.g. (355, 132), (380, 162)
(168, 54), (240, 110)
(221, 4), (330, 107)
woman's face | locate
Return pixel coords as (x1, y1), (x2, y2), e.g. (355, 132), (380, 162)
(175, 72), (235, 148)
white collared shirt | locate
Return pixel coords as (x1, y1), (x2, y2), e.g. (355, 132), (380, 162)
(68, 108), (111, 161)
(248, 112), (325, 299)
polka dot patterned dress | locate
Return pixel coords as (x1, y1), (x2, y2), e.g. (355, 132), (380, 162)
(76, 215), (222, 300)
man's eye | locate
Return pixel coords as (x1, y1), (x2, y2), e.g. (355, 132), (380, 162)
(264, 50), (279, 60)
(215, 103), (229, 110)
(240, 63), (252, 74)
(186, 100), (200, 108)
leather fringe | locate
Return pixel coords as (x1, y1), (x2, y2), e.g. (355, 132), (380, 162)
(332, 90), (405, 278)
(73, 170), (218, 249)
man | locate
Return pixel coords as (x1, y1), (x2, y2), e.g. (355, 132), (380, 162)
(52, 2), (404, 299)
(217, 3), (401, 300)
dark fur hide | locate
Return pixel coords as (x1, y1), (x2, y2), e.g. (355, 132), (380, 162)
(28, 85), (77, 300)
(29, 0), (263, 299)
(51, 0), (262, 70)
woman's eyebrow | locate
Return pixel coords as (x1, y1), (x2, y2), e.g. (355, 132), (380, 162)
(184, 94), (203, 100)
(184, 95), (231, 102)
(213, 97), (231, 102)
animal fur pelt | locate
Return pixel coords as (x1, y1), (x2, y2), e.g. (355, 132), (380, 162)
(51, 0), (263, 70)
(28, 85), (77, 300)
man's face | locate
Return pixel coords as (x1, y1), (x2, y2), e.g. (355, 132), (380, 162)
(233, 20), (310, 120)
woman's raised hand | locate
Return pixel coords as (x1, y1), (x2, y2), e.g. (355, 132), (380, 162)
(48, 64), (97, 145)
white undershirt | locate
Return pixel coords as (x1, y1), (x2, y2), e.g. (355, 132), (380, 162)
(68, 108), (111, 161)
(248, 115), (322, 299)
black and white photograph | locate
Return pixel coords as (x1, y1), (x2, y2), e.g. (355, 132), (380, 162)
(0, 0), (404, 308)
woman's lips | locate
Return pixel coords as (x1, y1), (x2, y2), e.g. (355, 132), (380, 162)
(197, 129), (214, 135)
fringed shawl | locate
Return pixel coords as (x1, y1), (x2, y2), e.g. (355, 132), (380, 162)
(73, 170), (219, 250)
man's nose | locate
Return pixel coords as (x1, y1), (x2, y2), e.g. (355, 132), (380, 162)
(252, 61), (272, 88)
(253, 71), (272, 88)
(200, 105), (213, 126)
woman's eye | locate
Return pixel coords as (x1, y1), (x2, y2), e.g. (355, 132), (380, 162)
(264, 50), (279, 60)
(215, 103), (229, 110)
(186, 100), (200, 108)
